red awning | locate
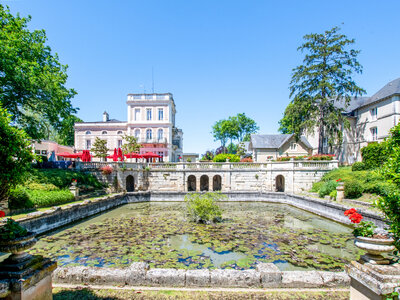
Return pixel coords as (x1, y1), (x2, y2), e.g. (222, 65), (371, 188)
(142, 152), (162, 158)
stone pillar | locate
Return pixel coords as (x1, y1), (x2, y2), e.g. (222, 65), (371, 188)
(69, 186), (79, 198)
(0, 255), (57, 300)
(336, 182), (344, 202)
(196, 176), (201, 192)
(346, 261), (400, 300)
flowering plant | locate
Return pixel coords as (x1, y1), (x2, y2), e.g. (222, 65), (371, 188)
(345, 208), (376, 237)
(336, 178), (342, 182)
(0, 210), (28, 241)
(100, 165), (113, 175)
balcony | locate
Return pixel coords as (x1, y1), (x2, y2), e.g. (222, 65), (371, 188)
(137, 137), (168, 144)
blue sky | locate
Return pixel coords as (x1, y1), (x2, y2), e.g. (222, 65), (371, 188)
(3, 0), (400, 154)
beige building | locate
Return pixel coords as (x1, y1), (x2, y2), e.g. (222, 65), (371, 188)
(74, 93), (183, 162)
(306, 78), (400, 164)
(249, 134), (313, 162)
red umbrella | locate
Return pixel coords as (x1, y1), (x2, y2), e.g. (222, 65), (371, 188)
(124, 152), (143, 159)
(56, 152), (74, 158)
(118, 148), (124, 161)
(110, 148), (118, 161)
(142, 152), (162, 158)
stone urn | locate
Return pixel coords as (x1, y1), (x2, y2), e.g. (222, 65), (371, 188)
(355, 236), (395, 265)
(0, 232), (37, 264)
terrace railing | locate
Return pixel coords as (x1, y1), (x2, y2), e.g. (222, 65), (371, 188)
(77, 160), (338, 171)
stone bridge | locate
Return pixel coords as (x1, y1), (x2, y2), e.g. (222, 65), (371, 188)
(79, 161), (338, 194)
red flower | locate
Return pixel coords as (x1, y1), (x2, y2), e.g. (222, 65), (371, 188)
(0, 211), (5, 218)
(336, 178), (342, 182)
(72, 179), (77, 182)
(344, 208), (357, 216)
(349, 213), (363, 224)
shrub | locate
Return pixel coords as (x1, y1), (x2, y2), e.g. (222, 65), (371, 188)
(310, 181), (324, 193)
(329, 190), (337, 200)
(184, 192), (226, 224)
(308, 154), (335, 161)
(277, 156), (291, 161)
(186, 158), (192, 162)
(240, 157), (253, 162)
(27, 189), (75, 207)
(8, 187), (34, 210)
(361, 142), (387, 169)
(29, 169), (103, 189)
(201, 151), (214, 161)
(352, 162), (366, 171)
(344, 180), (364, 199)
(26, 182), (58, 191)
(294, 156), (307, 160)
(100, 165), (113, 175)
(318, 180), (338, 198)
(213, 154), (240, 162)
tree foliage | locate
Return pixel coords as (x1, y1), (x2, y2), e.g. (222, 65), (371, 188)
(184, 192), (226, 224)
(279, 27), (365, 153)
(0, 106), (36, 207)
(91, 138), (109, 161)
(121, 135), (141, 154)
(0, 5), (77, 140)
(377, 123), (400, 251)
(212, 113), (259, 152)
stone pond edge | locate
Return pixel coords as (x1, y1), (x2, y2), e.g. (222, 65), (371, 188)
(52, 262), (350, 288)
(17, 191), (387, 235)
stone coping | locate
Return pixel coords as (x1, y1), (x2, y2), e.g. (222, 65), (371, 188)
(53, 262), (350, 289)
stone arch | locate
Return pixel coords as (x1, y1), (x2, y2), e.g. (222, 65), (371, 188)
(275, 175), (285, 192)
(213, 175), (222, 191)
(187, 175), (196, 192)
(200, 175), (209, 191)
(126, 175), (135, 192)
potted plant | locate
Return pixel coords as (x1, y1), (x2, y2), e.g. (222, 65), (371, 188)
(0, 211), (36, 264)
(344, 208), (395, 265)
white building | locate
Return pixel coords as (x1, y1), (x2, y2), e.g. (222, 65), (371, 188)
(74, 93), (183, 162)
(306, 78), (400, 164)
(249, 134), (313, 162)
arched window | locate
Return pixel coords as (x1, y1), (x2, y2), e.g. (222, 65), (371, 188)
(146, 129), (152, 140)
(200, 175), (209, 191)
(85, 131), (91, 135)
(158, 129), (163, 140)
(135, 129), (140, 138)
(117, 130), (123, 135)
(102, 131), (107, 135)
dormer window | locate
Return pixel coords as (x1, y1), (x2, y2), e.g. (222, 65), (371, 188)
(102, 131), (107, 135)
(85, 131), (91, 135)
(290, 142), (297, 150)
(371, 107), (377, 121)
(117, 131), (123, 135)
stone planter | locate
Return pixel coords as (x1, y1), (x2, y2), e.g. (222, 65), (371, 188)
(0, 232), (37, 264)
(354, 236), (395, 265)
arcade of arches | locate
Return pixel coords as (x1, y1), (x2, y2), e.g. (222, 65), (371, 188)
(187, 175), (222, 192)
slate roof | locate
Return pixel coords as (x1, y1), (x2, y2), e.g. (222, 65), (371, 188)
(250, 134), (312, 150)
(336, 78), (400, 114)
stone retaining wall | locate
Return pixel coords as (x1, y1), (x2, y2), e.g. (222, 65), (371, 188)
(53, 262), (350, 288)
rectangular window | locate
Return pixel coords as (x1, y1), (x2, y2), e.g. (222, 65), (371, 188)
(117, 140), (122, 148)
(86, 139), (91, 150)
(134, 109), (140, 121)
(146, 108), (152, 121)
(35, 150), (41, 154)
(371, 107), (378, 121)
(371, 127), (378, 141)
(290, 142), (297, 150)
(158, 108), (163, 121)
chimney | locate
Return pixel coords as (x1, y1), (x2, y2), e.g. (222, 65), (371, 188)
(103, 111), (109, 122)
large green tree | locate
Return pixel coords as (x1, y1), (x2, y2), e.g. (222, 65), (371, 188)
(212, 113), (259, 150)
(91, 138), (109, 161)
(0, 106), (35, 210)
(279, 27), (365, 154)
(0, 5), (77, 140)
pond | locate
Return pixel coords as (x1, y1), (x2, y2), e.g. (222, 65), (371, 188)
(27, 202), (362, 271)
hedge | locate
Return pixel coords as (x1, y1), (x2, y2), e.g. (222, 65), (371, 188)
(361, 142), (387, 169)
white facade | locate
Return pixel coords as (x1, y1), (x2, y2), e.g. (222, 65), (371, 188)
(306, 78), (400, 164)
(74, 93), (183, 162)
